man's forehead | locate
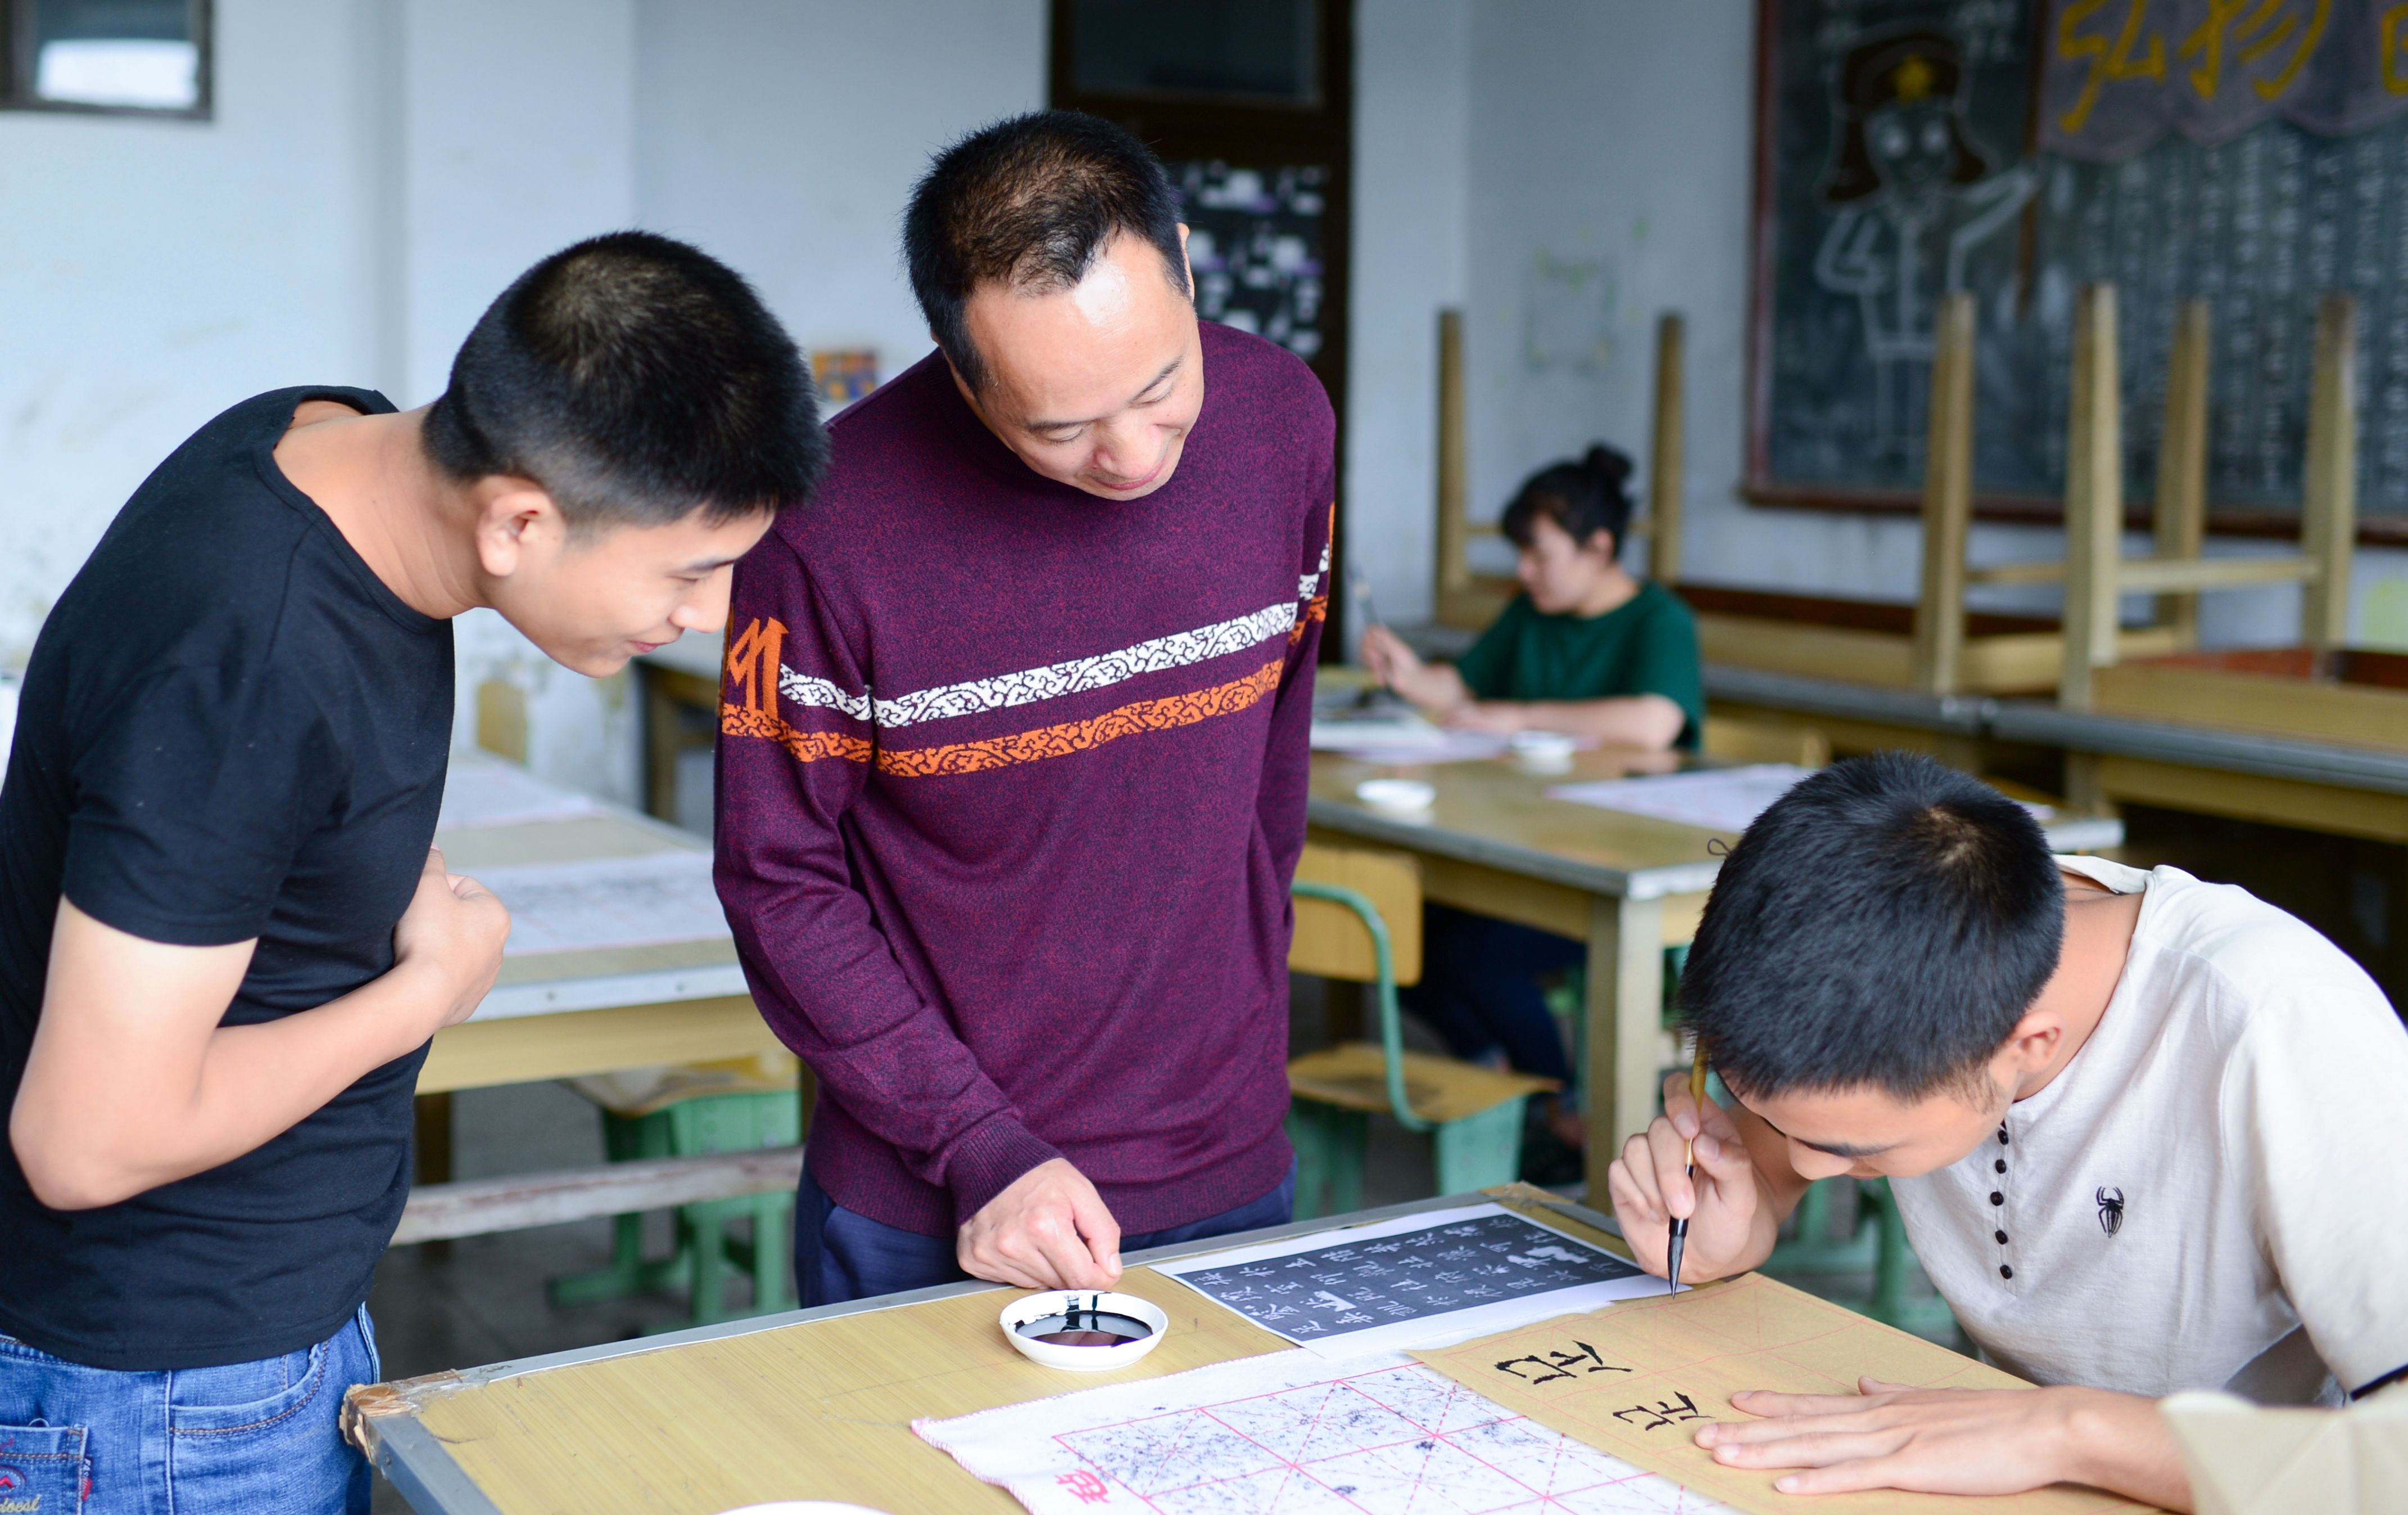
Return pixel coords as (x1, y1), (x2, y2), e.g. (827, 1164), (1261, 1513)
(1737, 1085), (1916, 1158)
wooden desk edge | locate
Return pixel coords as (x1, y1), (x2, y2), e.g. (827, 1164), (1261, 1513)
(346, 1183), (1623, 1476)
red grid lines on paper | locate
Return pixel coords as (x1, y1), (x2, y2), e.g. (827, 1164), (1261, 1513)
(1049, 1362), (1713, 1513)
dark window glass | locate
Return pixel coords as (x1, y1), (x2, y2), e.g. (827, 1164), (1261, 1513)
(1072, 0), (1317, 103)
(21, 0), (201, 112)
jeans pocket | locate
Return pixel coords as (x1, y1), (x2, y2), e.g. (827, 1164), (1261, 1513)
(0, 1424), (88, 1513)
(167, 1344), (325, 1437)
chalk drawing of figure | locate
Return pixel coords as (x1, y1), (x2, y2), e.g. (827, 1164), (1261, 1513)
(1814, 27), (2035, 465)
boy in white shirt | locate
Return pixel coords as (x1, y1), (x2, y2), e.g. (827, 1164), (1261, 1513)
(1609, 752), (2408, 1511)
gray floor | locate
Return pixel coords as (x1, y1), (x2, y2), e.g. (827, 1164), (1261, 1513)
(365, 974), (1951, 1512)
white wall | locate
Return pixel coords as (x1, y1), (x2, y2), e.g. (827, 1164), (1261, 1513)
(1344, 0), (1472, 634)
(401, 0), (646, 805)
(0, 0), (1056, 808)
(0, 0), (387, 670)
(634, 0), (1048, 380)
(1462, 0), (1836, 589)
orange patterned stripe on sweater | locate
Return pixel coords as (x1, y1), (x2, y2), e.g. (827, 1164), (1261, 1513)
(721, 702), (872, 765)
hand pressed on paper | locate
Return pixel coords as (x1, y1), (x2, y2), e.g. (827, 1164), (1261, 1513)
(958, 1157), (1124, 1292)
(1694, 1378), (2193, 1509)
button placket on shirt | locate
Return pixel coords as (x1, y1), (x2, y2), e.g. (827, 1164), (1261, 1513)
(1990, 1121), (2018, 1284)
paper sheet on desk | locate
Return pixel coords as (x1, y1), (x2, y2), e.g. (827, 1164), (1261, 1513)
(1153, 1202), (1663, 1359)
(1550, 765), (2057, 836)
(1311, 714), (1511, 766)
(1547, 764), (1816, 833)
(472, 851), (729, 956)
(915, 1346), (1741, 1515)
(437, 761), (603, 829)
(1413, 1273), (2161, 1514)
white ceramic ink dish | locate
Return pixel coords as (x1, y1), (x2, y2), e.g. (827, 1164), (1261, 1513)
(999, 1290), (1170, 1371)
(1354, 777), (1436, 815)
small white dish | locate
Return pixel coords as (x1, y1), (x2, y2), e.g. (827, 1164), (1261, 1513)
(1355, 777), (1436, 814)
(1508, 731), (1578, 773)
(999, 1290), (1169, 1372)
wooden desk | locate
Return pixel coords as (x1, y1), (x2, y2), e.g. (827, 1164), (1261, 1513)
(1306, 749), (2123, 1199)
(422, 781), (780, 1096)
(400, 758), (790, 1244)
(1991, 700), (2408, 844)
(351, 1186), (1627, 1514)
(1705, 661), (2408, 844)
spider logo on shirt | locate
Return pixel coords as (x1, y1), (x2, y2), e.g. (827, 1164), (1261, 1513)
(2095, 1186), (2125, 1237)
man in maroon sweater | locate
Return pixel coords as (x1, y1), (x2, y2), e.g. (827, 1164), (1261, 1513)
(716, 112), (1334, 1304)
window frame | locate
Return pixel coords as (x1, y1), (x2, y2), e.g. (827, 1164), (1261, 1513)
(3, 0), (213, 121)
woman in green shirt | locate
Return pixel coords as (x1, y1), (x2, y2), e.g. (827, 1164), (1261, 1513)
(1363, 444), (1703, 746)
(1360, 444), (1703, 1175)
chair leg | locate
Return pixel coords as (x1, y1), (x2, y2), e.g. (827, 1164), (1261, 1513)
(1287, 1102), (1367, 1220)
(750, 1189), (796, 1315)
(686, 1200), (735, 1327)
(1432, 1097), (1530, 1196)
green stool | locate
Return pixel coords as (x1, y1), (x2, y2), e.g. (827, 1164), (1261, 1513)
(1286, 879), (1555, 1218)
(549, 1085), (799, 1328)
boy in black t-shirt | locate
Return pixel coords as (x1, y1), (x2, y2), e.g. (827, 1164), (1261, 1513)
(0, 233), (825, 1514)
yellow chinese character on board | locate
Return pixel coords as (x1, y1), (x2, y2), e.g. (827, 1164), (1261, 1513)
(2056, 0), (2167, 136)
(1892, 53), (1936, 103)
(2179, 0), (2330, 103)
(2385, 3), (2408, 94)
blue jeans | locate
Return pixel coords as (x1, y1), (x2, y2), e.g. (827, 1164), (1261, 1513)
(0, 1307), (379, 1515)
(796, 1163), (1297, 1307)
(1401, 903), (1585, 1083)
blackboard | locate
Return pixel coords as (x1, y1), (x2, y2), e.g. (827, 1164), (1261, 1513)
(1748, 0), (2408, 533)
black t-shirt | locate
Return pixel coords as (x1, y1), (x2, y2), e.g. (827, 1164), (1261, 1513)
(0, 387), (454, 1370)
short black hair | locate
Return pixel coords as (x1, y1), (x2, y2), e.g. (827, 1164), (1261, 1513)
(1501, 444), (1636, 552)
(903, 110), (1191, 392)
(1680, 752), (2065, 1104)
(423, 231), (826, 528)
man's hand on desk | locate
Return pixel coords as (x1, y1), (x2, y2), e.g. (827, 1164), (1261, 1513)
(957, 1157), (1124, 1291)
(1694, 1378), (2193, 1511)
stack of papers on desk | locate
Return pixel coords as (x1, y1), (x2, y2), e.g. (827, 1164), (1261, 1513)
(1311, 713), (1509, 765)
(437, 760), (604, 829)
(1548, 764), (1815, 833)
(474, 851), (729, 956)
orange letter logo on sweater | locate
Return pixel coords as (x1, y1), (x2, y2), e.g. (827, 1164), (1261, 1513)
(725, 617), (786, 714)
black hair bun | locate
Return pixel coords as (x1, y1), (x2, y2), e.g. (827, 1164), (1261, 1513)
(1501, 442), (1638, 551)
(1583, 443), (1635, 493)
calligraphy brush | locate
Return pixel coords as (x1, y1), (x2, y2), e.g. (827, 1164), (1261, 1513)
(1663, 1036), (1710, 1295)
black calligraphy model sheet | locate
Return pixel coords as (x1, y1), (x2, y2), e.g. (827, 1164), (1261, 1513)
(1155, 1203), (1656, 1357)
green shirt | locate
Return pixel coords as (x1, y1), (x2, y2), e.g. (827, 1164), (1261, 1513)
(1454, 580), (1705, 748)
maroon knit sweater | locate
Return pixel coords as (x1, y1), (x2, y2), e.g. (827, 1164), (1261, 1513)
(715, 323), (1333, 1237)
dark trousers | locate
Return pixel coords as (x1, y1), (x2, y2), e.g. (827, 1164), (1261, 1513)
(794, 1161), (1297, 1307)
(1400, 902), (1585, 1083)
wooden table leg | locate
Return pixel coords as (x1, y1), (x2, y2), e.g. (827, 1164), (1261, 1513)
(1584, 893), (1665, 1204)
